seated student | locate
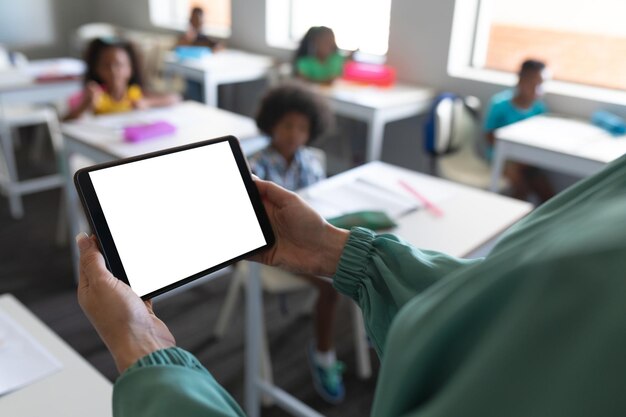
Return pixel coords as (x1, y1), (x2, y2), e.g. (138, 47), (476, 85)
(485, 59), (555, 202)
(65, 38), (180, 120)
(247, 83), (345, 404)
(294, 26), (346, 84)
(176, 7), (223, 51)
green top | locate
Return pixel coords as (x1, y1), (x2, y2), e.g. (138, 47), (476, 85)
(296, 52), (345, 82)
(112, 154), (626, 416)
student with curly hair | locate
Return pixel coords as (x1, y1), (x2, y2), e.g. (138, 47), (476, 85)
(248, 82), (346, 403)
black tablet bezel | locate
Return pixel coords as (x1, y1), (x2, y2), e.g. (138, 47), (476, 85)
(74, 135), (275, 300)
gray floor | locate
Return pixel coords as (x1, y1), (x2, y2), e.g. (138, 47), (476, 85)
(0, 139), (379, 416)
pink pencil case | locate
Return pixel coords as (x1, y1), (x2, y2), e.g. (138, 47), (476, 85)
(123, 121), (176, 143)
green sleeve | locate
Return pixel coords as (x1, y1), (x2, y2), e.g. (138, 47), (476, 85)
(333, 227), (483, 357)
(113, 348), (245, 417)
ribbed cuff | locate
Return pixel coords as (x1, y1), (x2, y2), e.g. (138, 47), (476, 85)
(125, 347), (208, 376)
(333, 227), (376, 299)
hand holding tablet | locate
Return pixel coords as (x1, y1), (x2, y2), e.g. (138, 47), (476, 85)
(74, 136), (275, 299)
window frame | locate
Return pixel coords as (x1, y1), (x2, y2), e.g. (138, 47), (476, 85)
(148, 0), (232, 39)
(448, 0), (626, 106)
(265, 0), (391, 57)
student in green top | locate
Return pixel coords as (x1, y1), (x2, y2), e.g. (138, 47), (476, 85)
(77, 153), (626, 416)
(294, 26), (346, 84)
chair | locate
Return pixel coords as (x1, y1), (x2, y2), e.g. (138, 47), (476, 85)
(213, 147), (373, 384)
(0, 106), (64, 219)
(72, 23), (118, 55)
(424, 93), (509, 191)
(123, 30), (181, 94)
(214, 262), (373, 384)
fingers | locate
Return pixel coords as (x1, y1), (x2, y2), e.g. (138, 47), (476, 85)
(254, 178), (297, 207)
(76, 233), (111, 287)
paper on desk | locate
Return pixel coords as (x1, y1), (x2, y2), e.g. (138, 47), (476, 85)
(305, 166), (454, 220)
(0, 310), (62, 396)
(358, 169), (454, 207)
(306, 177), (421, 219)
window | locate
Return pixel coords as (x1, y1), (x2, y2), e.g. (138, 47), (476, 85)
(149, 0), (231, 38)
(266, 0), (392, 56)
(456, 0), (626, 92)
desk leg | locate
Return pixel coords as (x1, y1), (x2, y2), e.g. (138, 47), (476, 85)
(60, 138), (81, 282)
(0, 123), (23, 218)
(351, 301), (372, 379)
(366, 113), (385, 162)
(202, 72), (219, 107)
(490, 141), (506, 193)
(245, 262), (262, 417)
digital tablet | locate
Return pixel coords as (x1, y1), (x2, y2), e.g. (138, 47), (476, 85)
(74, 136), (274, 299)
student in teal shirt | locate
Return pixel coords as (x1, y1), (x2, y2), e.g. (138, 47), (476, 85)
(294, 26), (346, 84)
(485, 59), (554, 202)
(77, 154), (626, 417)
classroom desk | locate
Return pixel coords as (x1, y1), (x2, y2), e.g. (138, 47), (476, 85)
(490, 115), (626, 192)
(0, 294), (112, 417)
(0, 58), (84, 218)
(162, 49), (276, 107)
(60, 101), (266, 280)
(312, 80), (435, 162)
(0, 58), (83, 107)
(244, 161), (533, 417)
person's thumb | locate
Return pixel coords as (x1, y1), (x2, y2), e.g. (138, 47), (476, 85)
(76, 233), (109, 287)
(254, 177), (294, 207)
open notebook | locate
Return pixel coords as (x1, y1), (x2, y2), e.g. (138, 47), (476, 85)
(305, 176), (422, 220)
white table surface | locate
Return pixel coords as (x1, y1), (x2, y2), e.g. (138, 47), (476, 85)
(490, 115), (626, 192)
(61, 101), (261, 159)
(163, 49), (275, 107)
(0, 58), (83, 105)
(314, 80), (434, 111)
(0, 294), (112, 417)
(312, 80), (435, 162)
(304, 161), (533, 257)
(243, 161), (533, 417)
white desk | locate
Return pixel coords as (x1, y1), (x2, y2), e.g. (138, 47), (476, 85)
(0, 294), (112, 417)
(490, 115), (626, 192)
(61, 101), (266, 280)
(313, 80), (435, 162)
(162, 49), (275, 107)
(244, 162), (533, 417)
(0, 58), (84, 218)
(0, 58), (83, 107)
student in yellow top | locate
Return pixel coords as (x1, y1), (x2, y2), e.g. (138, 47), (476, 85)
(65, 37), (180, 120)
(294, 26), (346, 84)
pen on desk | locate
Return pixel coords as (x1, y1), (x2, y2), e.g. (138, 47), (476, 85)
(398, 179), (444, 217)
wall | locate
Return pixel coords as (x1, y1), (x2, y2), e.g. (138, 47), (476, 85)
(1, 0), (94, 58)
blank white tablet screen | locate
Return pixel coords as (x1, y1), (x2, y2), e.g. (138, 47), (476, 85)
(88, 141), (267, 297)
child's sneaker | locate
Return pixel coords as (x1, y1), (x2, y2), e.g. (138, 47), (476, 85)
(307, 343), (346, 404)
